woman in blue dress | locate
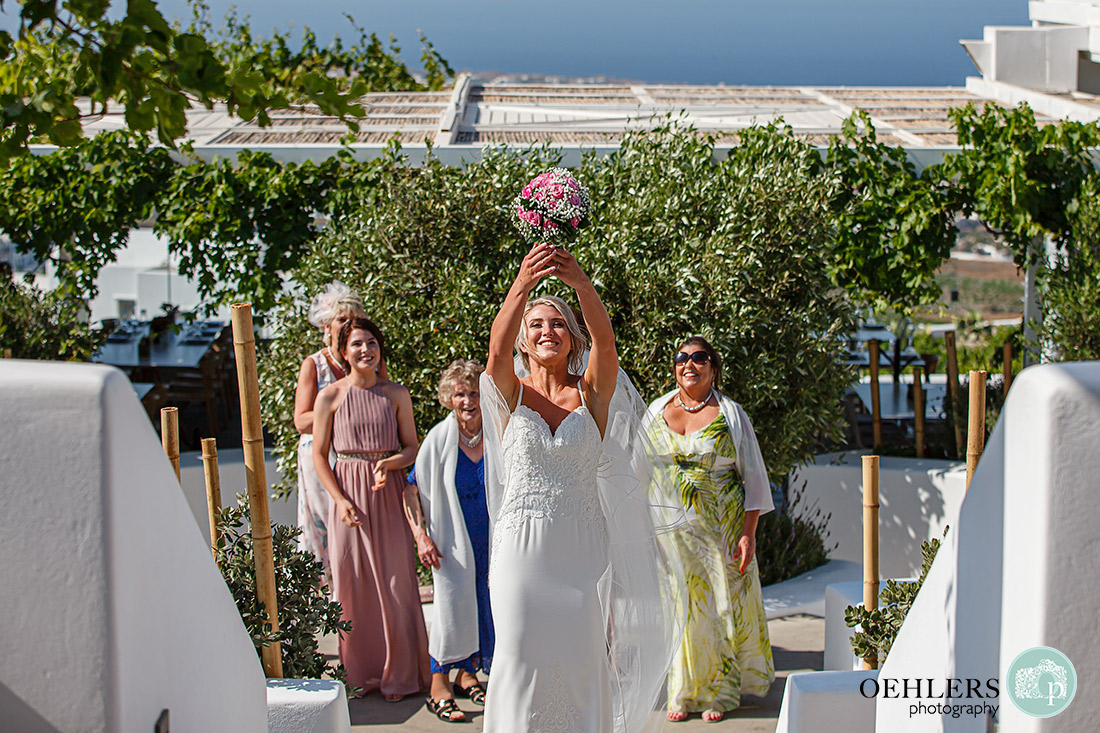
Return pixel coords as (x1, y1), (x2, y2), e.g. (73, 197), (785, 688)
(409, 359), (494, 723)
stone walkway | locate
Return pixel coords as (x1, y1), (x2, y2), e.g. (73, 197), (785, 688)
(322, 560), (860, 732)
(331, 614), (823, 732)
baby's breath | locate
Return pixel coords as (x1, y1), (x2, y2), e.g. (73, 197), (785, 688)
(511, 167), (592, 244)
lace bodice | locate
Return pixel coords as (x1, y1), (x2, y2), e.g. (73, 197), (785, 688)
(495, 401), (605, 534)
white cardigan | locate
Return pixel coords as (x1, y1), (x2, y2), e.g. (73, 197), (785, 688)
(413, 413), (486, 665)
(642, 389), (774, 514)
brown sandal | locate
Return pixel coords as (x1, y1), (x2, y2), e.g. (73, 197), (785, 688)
(426, 697), (466, 722)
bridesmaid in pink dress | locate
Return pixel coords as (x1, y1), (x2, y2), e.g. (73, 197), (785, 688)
(312, 317), (435, 700)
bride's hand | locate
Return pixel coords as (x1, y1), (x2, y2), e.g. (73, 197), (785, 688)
(517, 243), (557, 290)
(548, 245), (588, 289)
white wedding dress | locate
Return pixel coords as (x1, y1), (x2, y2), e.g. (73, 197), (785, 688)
(483, 384), (612, 733)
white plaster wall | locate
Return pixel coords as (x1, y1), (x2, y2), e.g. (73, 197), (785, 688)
(1044, 26), (1092, 89)
(775, 670), (878, 733)
(988, 26), (1048, 87)
(999, 363), (1100, 732)
(86, 265), (140, 322)
(873, 362), (1100, 731)
(873, 419), (1005, 732)
(1, 363), (113, 730)
(981, 25), (1089, 91)
(791, 453), (966, 579)
(824, 582), (863, 671)
(0, 361), (267, 732)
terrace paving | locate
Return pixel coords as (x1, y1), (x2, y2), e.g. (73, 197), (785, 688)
(318, 560), (859, 732)
(320, 614), (823, 732)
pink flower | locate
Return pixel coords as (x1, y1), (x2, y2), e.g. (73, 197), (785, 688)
(522, 186), (532, 199)
(567, 178), (579, 190)
(571, 217), (581, 227)
(544, 220), (558, 230)
(548, 183), (565, 199)
(530, 212), (542, 227)
(548, 200), (559, 210)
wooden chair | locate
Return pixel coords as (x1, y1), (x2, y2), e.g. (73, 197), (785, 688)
(162, 354), (222, 440)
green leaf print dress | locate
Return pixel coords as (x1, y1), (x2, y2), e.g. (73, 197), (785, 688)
(648, 411), (775, 714)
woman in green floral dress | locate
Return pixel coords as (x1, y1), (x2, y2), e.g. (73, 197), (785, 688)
(643, 335), (775, 723)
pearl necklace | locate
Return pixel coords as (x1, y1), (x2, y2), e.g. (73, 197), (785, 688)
(325, 346), (347, 378)
(460, 428), (483, 448)
(678, 388), (715, 413)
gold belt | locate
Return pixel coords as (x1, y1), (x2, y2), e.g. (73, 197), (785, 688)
(335, 450), (396, 462)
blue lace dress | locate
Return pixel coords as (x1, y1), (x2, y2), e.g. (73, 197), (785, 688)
(411, 451), (495, 673)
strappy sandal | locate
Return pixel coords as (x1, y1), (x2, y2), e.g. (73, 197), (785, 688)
(426, 697), (466, 722)
(454, 681), (486, 706)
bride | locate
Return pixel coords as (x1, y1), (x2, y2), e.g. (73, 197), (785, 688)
(481, 242), (682, 733)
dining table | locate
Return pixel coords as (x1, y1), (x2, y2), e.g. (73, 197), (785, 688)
(845, 324), (926, 383)
(849, 381), (947, 421)
(95, 320), (228, 440)
(95, 320), (226, 369)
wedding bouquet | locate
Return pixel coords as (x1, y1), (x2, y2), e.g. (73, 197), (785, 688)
(511, 168), (592, 243)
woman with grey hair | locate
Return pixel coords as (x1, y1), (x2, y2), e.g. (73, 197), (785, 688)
(409, 359), (494, 722)
(293, 281), (383, 577)
(480, 243), (683, 733)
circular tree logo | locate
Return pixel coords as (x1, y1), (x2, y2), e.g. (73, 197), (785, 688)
(1006, 646), (1077, 717)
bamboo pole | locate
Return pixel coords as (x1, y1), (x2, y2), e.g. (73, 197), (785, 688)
(913, 367), (925, 458)
(160, 407), (180, 483)
(868, 339), (882, 448)
(862, 454), (880, 670)
(1003, 342), (1014, 395)
(231, 303), (283, 678)
(944, 331), (964, 459)
(201, 438), (223, 562)
(966, 370), (987, 493)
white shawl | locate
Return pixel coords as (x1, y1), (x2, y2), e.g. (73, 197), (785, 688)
(414, 412), (483, 665)
(642, 389), (774, 514)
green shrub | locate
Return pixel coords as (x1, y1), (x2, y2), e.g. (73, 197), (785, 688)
(1041, 175), (1100, 361)
(908, 327), (1015, 457)
(910, 325), (1022, 377)
(0, 272), (106, 360)
(844, 528), (946, 663)
(757, 480), (835, 587)
(215, 495), (354, 690)
(259, 124), (857, 504)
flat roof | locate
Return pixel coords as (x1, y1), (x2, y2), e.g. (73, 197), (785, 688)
(59, 75), (1094, 167)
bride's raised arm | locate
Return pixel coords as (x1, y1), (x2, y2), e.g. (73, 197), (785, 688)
(486, 242), (557, 408)
(548, 246), (618, 430)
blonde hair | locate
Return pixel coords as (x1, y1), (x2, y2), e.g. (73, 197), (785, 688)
(307, 281), (365, 329)
(515, 295), (590, 374)
(437, 359), (485, 408)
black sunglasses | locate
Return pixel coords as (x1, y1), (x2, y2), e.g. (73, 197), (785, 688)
(673, 351), (711, 365)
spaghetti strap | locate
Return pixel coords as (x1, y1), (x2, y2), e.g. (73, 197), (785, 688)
(577, 378), (588, 409)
